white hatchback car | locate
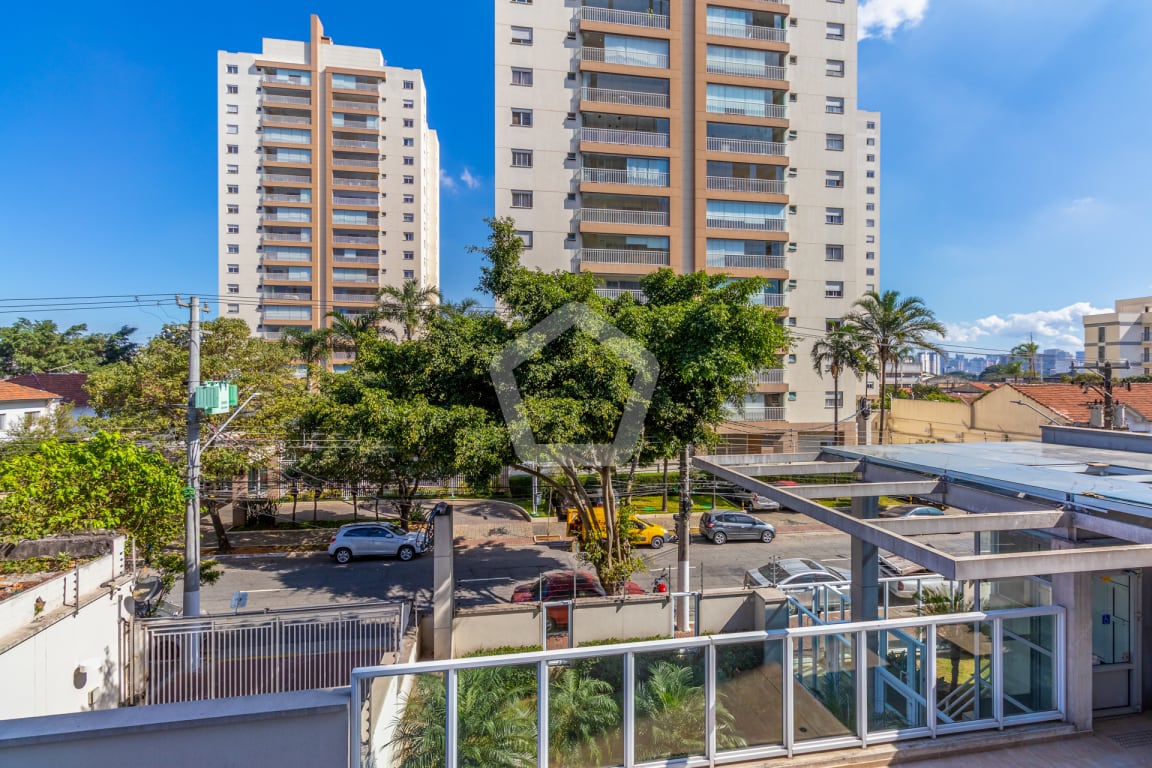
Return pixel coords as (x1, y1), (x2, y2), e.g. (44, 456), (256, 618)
(327, 522), (427, 564)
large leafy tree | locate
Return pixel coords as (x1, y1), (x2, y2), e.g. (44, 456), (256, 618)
(281, 326), (333, 390)
(810, 324), (875, 446)
(844, 291), (946, 444)
(0, 318), (137, 375)
(377, 279), (442, 341)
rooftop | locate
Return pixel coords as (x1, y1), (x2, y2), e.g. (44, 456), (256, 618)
(5, 373), (90, 408)
(0, 381), (60, 403)
(1008, 382), (1152, 423)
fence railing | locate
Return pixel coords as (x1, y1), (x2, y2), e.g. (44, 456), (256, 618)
(595, 287), (647, 302)
(579, 167), (670, 187)
(706, 60), (788, 80)
(705, 20), (788, 42)
(707, 253), (785, 270)
(706, 216), (786, 231)
(333, 99), (378, 112)
(578, 5), (670, 28)
(706, 176), (785, 194)
(578, 126), (670, 147)
(135, 601), (408, 705)
(579, 46), (669, 69)
(706, 136), (786, 156)
(578, 248), (670, 266)
(264, 173), (312, 184)
(579, 208), (669, 226)
(350, 605), (1064, 768)
(262, 93), (311, 106)
(580, 87), (670, 109)
(707, 98), (787, 119)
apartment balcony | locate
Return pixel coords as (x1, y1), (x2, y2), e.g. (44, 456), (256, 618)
(705, 20), (787, 42)
(333, 254), (379, 265)
(332, 196), (378, 206)
(578, 248), (670, 266)
(332, 217), (380, 228)
(756, 369), (786, 385)
(706, 136), (786, 156)
(332, 273), (379, 285)
(706, 98), (786, 119)
(262, 93), (311, 107)
(262, 271), (311, 283)
(578, 126), (669, 148)
(263, 173), (312, 184)
(595, 287), (647, 302)
(706, 253), (786, 270)
(261, 247), (312, 262)
(332, 138), (378, 150)
(331, 177), (379, 187)
(262, 114), (311, 126)
(579, 208), (669, 226)
(579, 46), (669, 69)
(331, 291), (377, 304)
(706, 216), (785, 232)
(262, 73), (311, 86)
(726, 405), (786, 421)
(262, 193), (312, 204)
(332, 234), (379, 245)
(262, 231), (312, 243)
(333, 99), (378, 113)
(262, 213), (313, 224)
(577, 5), (669, 29)
(331, 156), (379, 169)
(261, 290), (312, 302)
(705, 176), (785, 194)
(580, 87), (669, 109)
(705, 61), (787, 80)
(758, 293), (786, 308)
(580, 167), (670, 187)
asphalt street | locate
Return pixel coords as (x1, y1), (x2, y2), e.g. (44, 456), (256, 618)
(199, 529), (974, 615)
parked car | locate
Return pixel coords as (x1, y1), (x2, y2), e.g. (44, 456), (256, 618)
(327, 522), (427, 564)
(511, 571), (646, 632)
(879, 554), (953, 599)
(744, 557), (849, 590)
(880, 504), (946, 519)
(698, 511), (777, 544)
(629, 518), (669, 549)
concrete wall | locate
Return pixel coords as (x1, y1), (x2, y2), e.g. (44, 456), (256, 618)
(0, 689), (349, 768)
(453, 588), (781, 655)
(0, 540), (132, 719)
(889, 386), (1061, 444)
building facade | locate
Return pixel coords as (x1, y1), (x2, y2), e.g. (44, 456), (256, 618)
(494, 0), (880, 440)
(1082, 296), (1152, 376)
(218, 16), (440, 345)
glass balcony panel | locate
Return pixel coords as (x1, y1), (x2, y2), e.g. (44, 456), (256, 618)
(792, 632), (856, 743)
(549, 655), (624, 768)
(456, 665), (538, 767)
(1002, 615), (1057, 717)
(867, 628), (929, 733)
(383, 672), (443, 768)
(936, 620), (995, 726)
(634, 647), (707, 763)
(715, 639), (785, 752)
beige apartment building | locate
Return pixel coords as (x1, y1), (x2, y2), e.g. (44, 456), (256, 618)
(495, 0), (880, 444)
(218, 16), (440, 360)
(1083, 296), (1152, 376)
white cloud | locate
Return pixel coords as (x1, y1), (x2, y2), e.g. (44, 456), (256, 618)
(439, 167), (457, 192)
(945, 302), (1107, 352)
(858, 0), (929, 40)
(459, 168), (481, 190)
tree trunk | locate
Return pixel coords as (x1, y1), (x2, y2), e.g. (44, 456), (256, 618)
(351, 487), (359, 522)
(312, 488), (319, 522)
(626, 451), (639, 505)
(291, 491), (298, 523)
(661, 458), (669, 512)
(832, 371), (841, 446)
(206, 500), (232, 554)
(878, 357), (888, 445)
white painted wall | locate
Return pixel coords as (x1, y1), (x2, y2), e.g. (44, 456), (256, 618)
(0, 397), (58, 440)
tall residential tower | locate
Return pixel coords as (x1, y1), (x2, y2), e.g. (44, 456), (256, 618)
(219, 16), (439, 354)
(495, 0), (879, 448)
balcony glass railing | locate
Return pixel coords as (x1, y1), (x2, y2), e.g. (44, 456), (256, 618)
(580, 46), (669, 69)
(580, 87), (669, 108)
(262, 231), (312, 242)
(578, 5), (670, 29)
(705, 60), (787, 80)
(263, 173), (312, 184)
(333, 99), (378, 112)
(579, 208), (670, 226)
(706, 216), (786, 232)
(705, 20), (787, 42)
(580, 167), (670, 187)
(706, 98), (786, 119)
(705, 176), (785, 194)
(332, 177), (379, 187)
(595, 287), (647, 302)
(262, 72), (311, 86)
(332, 234), (379, 245)
(262, 93), (311, 106)
(706, 253), (785, 270)
(579, 248), (670, 266)
(706, 136), (786, 156)
(331, 291), (377, 303)
(579, 127), (670, 147)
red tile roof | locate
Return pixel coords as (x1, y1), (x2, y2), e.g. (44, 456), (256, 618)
(1009, 383), (1152, 424)
(6, 373), (90, 407)
(0, 381), (61, 403)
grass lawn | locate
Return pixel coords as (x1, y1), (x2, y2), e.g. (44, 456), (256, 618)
(629, 494), (742, 513)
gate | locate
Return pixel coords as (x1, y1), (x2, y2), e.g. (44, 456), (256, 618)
(132, 601), (409, 705)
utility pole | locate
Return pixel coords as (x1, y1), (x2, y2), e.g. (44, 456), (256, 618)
(675, 443), (692, 632)
(176, 295), (210, 617)
(1073, 360), (1131, 430)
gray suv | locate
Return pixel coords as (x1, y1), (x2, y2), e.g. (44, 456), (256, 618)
(698, 511), (776, 545)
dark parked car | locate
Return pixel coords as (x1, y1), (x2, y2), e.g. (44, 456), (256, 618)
(698, 511), (777, 545)
(512, 571), (645, 632)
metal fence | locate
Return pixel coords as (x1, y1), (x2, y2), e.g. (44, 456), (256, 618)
(132, 601), (409, 705)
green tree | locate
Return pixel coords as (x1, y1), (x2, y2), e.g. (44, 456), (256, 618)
(0, 318), (137, 375)
(377, 279), (443, 341)
(810, 324), (875, 445)
(548, 668), (621, 767)
(325, 309), (390, 358)
(281, 326), (332, 390)
(1011, 341), (1041, 381)
(980, 360), (1023, 382)
(634, 662), (744, 760)
(844, 291), (946, 444)
(0, 405), (84, 461)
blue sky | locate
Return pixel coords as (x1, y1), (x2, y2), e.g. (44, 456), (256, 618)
(1, 0), (1148, 357)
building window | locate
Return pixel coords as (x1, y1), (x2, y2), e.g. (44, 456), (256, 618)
(227, 303), (240, 313)
(866, 137), (877, 146)
(403, 194), (414, 203)
(227, 224), (240, 234)
(403, 137), (415, 147)
(226, 64), (239, 74)
(866, 203), (875, 211)
(826, 59), (845, 77)
(403, 269), (415, 279)
(403, 232), (415, 241)
(825, 170), (844, 188)
(227, 184), (239, 194)
(399, 213), (412, 223)
(826, 318), (843, 332)
(402, 99), (414, 109)
(825, 281), (844, 298)
(825, 133), (845, 151)
(512, 67), (533, 86)
(226, 84), (238, 94)
(825, 97), (845, 114)
(511, 26), (533, 45)
(1097, 326), (1106, 342)
(511, 190), (533, 208)
(1098, 345), (1106, 361)
(227, 244), (239, 254)
(227, 263), (239, 273)
(403, 118), (414, 128)
(515, 230), (533, 249)
(403, 80), (414, 89)
(226, 144), (239, 154)
(403, 175), (415, 184)
(226, 104), (239, 114)
(825, 207), (844, 225)
(866, 120), (876, 129)
(403, 156), (415, 165)
(866, 267), (875, 276)
(403, 251), (415, 260)
(866, 170), (876, 178)
(866, 251), (875, 260)
(825, 391), (844, 408)
(511, 109), (533, 127)
(226, 205), (239, 214)
(512, 149), (533, 167)
(227, 284), (239, 294)
(826, 23), (846, 40)
(226, 124), (239, 134)
(866, 186), (875, 195)
(866, 219), (875, 227)
(226, 164), (239, 174)
(825, 244), (844, 261)
(866, 235), (875, 243)
(866, 154), (876, 162)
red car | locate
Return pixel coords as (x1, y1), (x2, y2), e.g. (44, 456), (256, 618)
(512, 571), (645, 632)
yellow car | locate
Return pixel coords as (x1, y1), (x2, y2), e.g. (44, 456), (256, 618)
(629, 519), (668, 549)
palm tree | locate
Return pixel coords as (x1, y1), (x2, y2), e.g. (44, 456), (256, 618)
(438, 298), (480, 318)
(377, 279), (443, 341)
(549, 668), (621, 767)
(810, 324), (875, 446)
(1011, 341), (1041, 381)
(324, 309), (388, 359)
(633, 661), (744, 760)
(844, 291), (946, 444)
(280, 326), (331, 390)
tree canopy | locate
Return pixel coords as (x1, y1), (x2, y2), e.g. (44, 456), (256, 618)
(0, 318), (137, 376)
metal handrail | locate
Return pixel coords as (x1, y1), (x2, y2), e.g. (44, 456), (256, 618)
(578, 208), (669, 226)
(706, 98), (787, 119)
(580, 87), (670, 109)
(579, 167), (670, 187)
(706, 60), (787, 80)
(705, 176), (785, 194)
(577, 5), (669, 28)
(705, 216), (786, 231)
(578, 248), (670, 266)
(705, 20), (787, 42)
(706, 136), (786, 155)
(579, 46), (669, 69)
(578, 127), (670, 147)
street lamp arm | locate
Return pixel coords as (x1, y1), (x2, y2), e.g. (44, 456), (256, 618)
(1010, 399), (1061, 425)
